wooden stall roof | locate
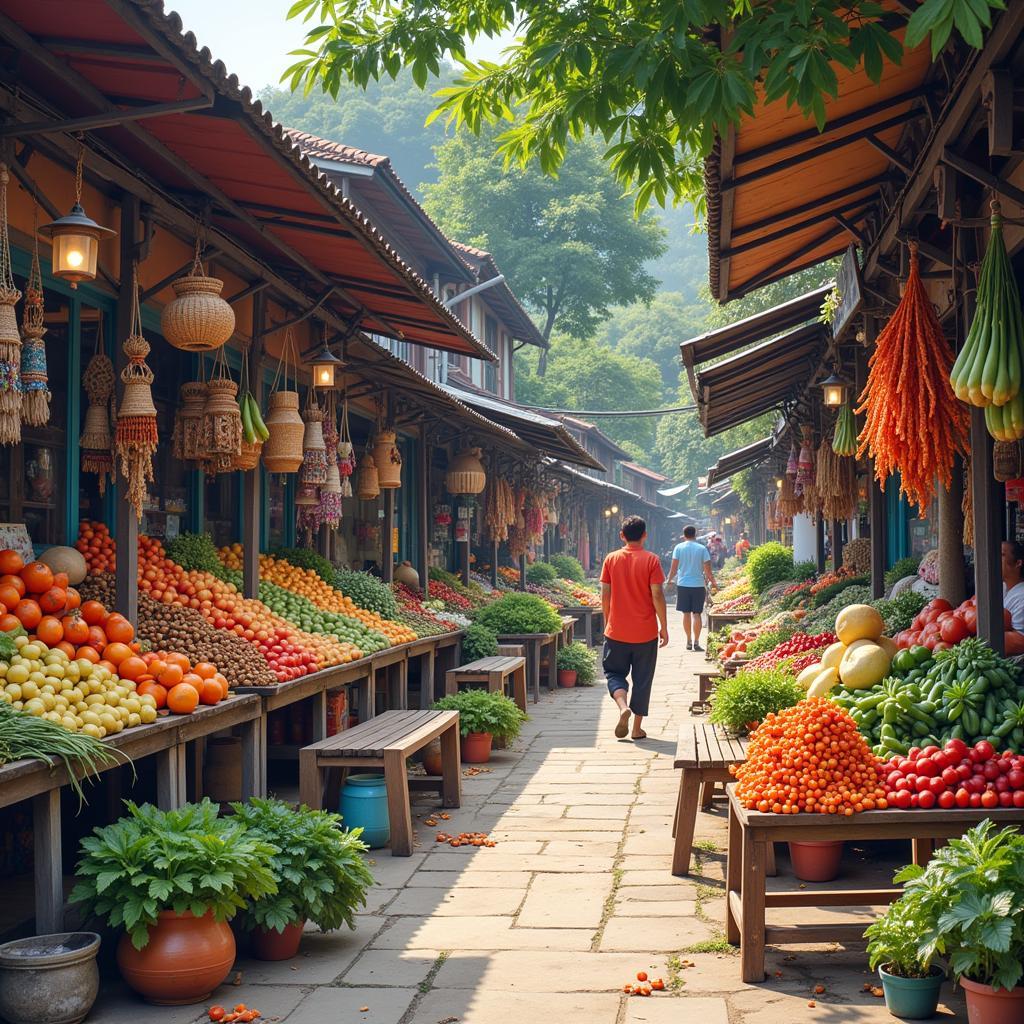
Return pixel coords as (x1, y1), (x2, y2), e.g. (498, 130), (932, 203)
(705, 34), (933, 302)
(0, 0), (494, 360)
(548, 459), (654, 509)
(706, 435), (776, 486)
(441, 385), (606, 471)
(694, 322), (828, 436)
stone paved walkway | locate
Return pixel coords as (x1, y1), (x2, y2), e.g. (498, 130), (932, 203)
(91, 632), (968, 1023)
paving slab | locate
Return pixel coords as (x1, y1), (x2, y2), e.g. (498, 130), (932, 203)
(385, 886), (526, 916)
(517, 872), (612, 928)
(599, 915), (718, 952)
(87, 982), (308, 1024)
(625, 996), (729, 1024)
(407, 988), (619, 1024)
(370, 916), (595, 951)
(341, 948), (443, 987)
(231, 921), (379, 984)
(287, 986), (417, 1024)
(403, 869), (533, 889)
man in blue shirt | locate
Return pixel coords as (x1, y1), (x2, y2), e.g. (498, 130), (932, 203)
(667, 525), (717, 651)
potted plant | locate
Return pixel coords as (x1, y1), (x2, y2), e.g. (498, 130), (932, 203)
(461, 622), (499, 663)
(229, 798), (375, 961)
(556, 641), (597, 687)
(432, 689), (526, 763)
(865, 899), (945, 1019)
(886, 820), (1024, 1023)
(70, 800), (277, 1005)
(474, 592), (563, 636)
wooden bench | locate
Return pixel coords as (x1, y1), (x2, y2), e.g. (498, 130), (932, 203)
(690, 671), (723, 714)
(672, 722), (750, 876)
(445, 655), (528, 713)
(299, 710), (461, 856)
(496, 631), (559, 702)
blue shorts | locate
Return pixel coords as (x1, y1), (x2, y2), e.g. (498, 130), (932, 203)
(676, 586), (706, 613)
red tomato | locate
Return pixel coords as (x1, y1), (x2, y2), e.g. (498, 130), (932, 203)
(928, 598), (953, 614)
(955, 787), (971, 808)
(961, 608), (978, 634)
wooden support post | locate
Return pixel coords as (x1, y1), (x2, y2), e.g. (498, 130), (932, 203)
(460, 538), (470, 587)
(832, 519), (843, 571)
(418, 431), (430, 599)
(114, 193), (141, 625)
(491, 540), (498, 587)
(972, 410), (1005, 652)
(243, 292), (264, 601)
(33, 790), (63, 933)
(815, 518), (826, 573)
(519, 553), (527, 591)
(382, 488), (395, 583)
(938, 459), (966, 606)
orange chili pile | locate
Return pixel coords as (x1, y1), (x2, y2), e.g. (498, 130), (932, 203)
(733, 697), (887, 814)
(856, 243), (968, 513)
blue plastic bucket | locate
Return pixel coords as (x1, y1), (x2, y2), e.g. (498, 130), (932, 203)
(340, 774), (390, 849)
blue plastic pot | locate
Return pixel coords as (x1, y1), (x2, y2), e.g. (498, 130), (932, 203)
(340, 774), (390, 849)
(878, 964), (945, 1019)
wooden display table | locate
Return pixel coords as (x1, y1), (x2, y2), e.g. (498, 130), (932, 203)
(725, 788), (1024, 983)
(558, 606), (599, 647)
(691, 671), (723, 714)
(299, 709), (461, 855)
(445, 655), (528, 713)
(672, 723), (748, 875)
(0, 694), (262, 935)
(496, 630), (559, 703)
(557, 615), (576, 649)
(706, 610), (755, 649)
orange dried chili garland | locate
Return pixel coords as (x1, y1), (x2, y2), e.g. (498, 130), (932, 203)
(856, 243), (968, 513)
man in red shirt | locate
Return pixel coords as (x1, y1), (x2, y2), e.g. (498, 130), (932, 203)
(600, 516), (668, 741)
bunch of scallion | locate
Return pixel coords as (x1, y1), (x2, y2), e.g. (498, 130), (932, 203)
(0, 703), (131, 804)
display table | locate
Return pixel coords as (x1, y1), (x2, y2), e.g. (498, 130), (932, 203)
(707, 609), (755, 636)
(725, 787), (1024, 982)
(558, 606), (598, 646)
(557, 615), (576, 650)
(496, 630), (559, 703)
(0, 694), (262, 935)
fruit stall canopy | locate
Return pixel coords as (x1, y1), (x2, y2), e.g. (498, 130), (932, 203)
(704, 32), (933, 302)
(691, 321), (829, 437)
(706, 436), (776, 486)
(0, 0), (493, 361)
(442, 386), (606, 471)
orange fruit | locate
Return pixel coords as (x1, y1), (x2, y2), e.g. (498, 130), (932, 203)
(158, 663), (184, 687)
(193, 661), (217, 680)
(102, 642), (133, 666)
(199, 679), (223, 705)
(117, 656), (147, 681)
(167, 683), (199, 714)
(180, 672), (204, 695)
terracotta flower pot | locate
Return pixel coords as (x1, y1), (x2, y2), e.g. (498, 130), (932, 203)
(116, 910), (235, 1005)
(557, 669), (577, 688)
(250, 920), (305, 962)
(960, 976), (1024, 1024)
(461, 731), (492, 763)
(788, 840), (843, 882)
(421, 738), (443, 776)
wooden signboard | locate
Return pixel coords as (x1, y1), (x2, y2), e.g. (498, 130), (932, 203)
(831, 244), (863, 341)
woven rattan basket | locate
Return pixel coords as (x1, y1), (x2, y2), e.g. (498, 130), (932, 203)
(445, 446), (486, 495)
(233, 439), (263, 471)
(994, 441), (1022, 483)
(355, 453), (380, 500)
(81, 402), (112, 450)
(161, 274), (235, 352)
(262, 390), (304, 473)
(371, 429), (402, 488)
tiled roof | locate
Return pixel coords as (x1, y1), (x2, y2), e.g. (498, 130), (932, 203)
(283, 130), (389, 167)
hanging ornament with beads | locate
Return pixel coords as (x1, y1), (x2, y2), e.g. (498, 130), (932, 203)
(115, 265), (158, 520)
(20, 203), (50, 427)
(0, 165), (22, 444)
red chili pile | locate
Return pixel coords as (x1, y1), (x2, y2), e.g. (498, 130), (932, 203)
(882, 738), (1024, 810)
(748, 631), (837, 670)
(427, 579), (472, 611)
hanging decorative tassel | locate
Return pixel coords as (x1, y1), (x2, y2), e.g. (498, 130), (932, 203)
(115, 266), (158, 520)
(20, 204), (49, 427)
(337, 392), (356, 495)
(81, 342), (115, 494)
(785, 443), (798, 478)
(0, 165), (22, 445)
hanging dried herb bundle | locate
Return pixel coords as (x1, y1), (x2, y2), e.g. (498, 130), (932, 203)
(962, 455), (974, 549)
(0, 165), (22, 445)
(20, 209), (49, 427)
(856, 243), (968, 513)
(484, 473), (515, 542)
(816, 442), (858, 521)
(115, 269), (158, 520)
(777, 474), (803, 518)
(81, 344), (115, 494)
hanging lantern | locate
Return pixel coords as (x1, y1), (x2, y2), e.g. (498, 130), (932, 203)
(171, 381), (208, 463)
(355, 451), (380, 501)
(818, 371), (849, 408)
(115, 268), (158, 521)
(305, 338), (344, 389)
(445, 446), (486, 495)
(39, 145), (115, 288)
(160, 239), (235, 352)
(81, 348), (115, 494)
(20, 209), (49, 427)
(371, 428), (402, 488)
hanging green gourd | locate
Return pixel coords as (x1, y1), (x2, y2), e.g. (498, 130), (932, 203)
(20, 204), (49, 427)
(0, 165), (22, 445)
(950, 198), (1024, 409)
(832, 403), (858, 456)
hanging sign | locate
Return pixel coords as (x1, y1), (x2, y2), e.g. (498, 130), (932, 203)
(832, 244), (863, 341)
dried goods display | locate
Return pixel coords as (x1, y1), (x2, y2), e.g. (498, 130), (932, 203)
(816, 437), (858, 521)
(0, 165), (21, 446)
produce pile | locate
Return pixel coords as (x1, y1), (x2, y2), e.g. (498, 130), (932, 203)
(391, 583), (459, 637)
(257, 581), (384, 656)
(334, 569), (399, 619)
(746, 631), (837, 671)
(733, 698), (887, 814)
(893, 595), (1024, 655)
(75, 520), (116, 573)
(714, 595), (754, 613)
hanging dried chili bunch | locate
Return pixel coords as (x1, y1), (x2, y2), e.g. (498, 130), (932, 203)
(856, 242), (968, 513)
(0, 165), (22, 444)
(20, 205), (49, 427)
(115, 266), (158, 520)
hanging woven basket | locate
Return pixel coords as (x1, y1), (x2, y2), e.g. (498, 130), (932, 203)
(81, 402), (112, 451)
(355, 452), (380, 500)
(445, 446), (486, 495)
(371, 428), (402, 488)
(202, 376), (243, 474)
(233, 439), (263, 471)
(994, 441), (1022, 483)
(172, 381), (208, 462)
(299, 401), (328, 486)
(324, 460), (342, 495)
(160, 252), (235, 353)
(262, 390), (304, 473)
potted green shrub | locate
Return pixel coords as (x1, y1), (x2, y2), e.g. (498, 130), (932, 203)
(230, 798), (375, 962)
(461, 622), (499, 663)
(432, 689), (526, 763)
(884, 820), (1024, 1023)
(70, 800), (277, 1005)
(556, 641), (597, 687)
(474, 592), (562, 636)
(865, 899), (945, 1019)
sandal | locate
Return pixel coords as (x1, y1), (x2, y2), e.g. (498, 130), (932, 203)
(631, 730), (647, 741)
(614, 708), (631, 738)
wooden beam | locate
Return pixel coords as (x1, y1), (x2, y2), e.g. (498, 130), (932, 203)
(939, 148), (1024, 210)
(864, 133), (912, 173)
(722, 197), (874, 258)
(832, 210), (869, 247)
(140, 247), (219, 301)
(735, 224), (847, 298)
(0, 96), (212, 137)
(114, 193), (141, 626)
(896, 234), (952, 269)
(983, 68), (1015, 157)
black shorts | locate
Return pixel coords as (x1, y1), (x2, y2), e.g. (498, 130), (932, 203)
(676, 586), (706, 613)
